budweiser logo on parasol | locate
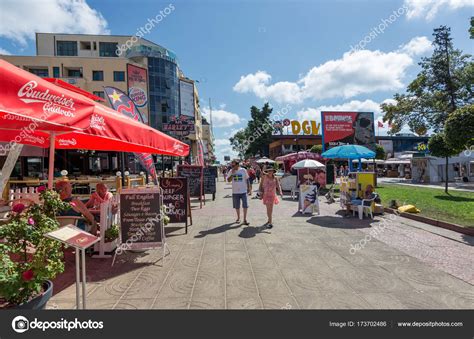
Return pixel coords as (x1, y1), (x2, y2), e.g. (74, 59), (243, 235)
(17, 80), (76, 117)
(90, 114), (107, 131)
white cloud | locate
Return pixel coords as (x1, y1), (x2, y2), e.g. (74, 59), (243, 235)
(233, 47), (415, 103)
(399, 36), (432, 56)
(0, 0), (109, 45)
(405, 0), (474, 20)
(214, 138), (231, 147)
(0, 47), (12, 55)
(213, 139), (238, 163)
(297, 99), (393, 122)
(300, 50), (412, 100)
(233, 71), (303, 104)
(223, 127), (244, 138)
(201, 107), (241, 128)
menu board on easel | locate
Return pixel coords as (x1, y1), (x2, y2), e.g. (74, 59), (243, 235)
(203, 167), (217, 200)
(177, 165), (203, 208)
(160, 177), (192, 233)
(119, 188), (163, 250)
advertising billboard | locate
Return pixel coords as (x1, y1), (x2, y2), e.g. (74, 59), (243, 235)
(126, 64), (148, 108)
(179, 79), (195, 118)
(321, 112), (375, 151)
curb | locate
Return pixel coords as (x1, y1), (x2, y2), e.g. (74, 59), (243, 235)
(383, 207), (474, 236)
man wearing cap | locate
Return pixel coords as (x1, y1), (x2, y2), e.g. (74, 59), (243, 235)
(227, 160), (251, 225)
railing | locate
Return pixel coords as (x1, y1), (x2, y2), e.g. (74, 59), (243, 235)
(3, 177), (123, 200)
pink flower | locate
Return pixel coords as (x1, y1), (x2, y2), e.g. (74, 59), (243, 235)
(70, 201), (76, 207)
(37, 186), (46, 193)
(12, 203), (26, 214)
(22, 269), (34, 281)
(28, 217), (35, 225)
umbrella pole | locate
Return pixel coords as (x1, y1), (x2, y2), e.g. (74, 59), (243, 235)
(48, 132), (56, 189)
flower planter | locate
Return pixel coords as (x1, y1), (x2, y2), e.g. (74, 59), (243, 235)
(16, 280), (53, 310)
(93, 238), (119, 253)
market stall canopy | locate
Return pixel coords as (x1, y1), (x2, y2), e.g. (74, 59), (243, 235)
(384, 158), (411, 165)
(256, 157), (275, 164)
(275, 151), (322, 162)
(321, 145), (375, 160)
(0, 59), (189, 157)
(353, 158), (385, 164)
(291, 159), (325, 170)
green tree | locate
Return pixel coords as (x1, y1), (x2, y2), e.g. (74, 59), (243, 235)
(381, 26), (473, 134)
(310, 144), (323, 154)
(375, 144), (386, 160)
(230, 103), (273, 158)
(428, 133), (459, 193)
(229, 129), (248, 158)
(445, 104), (474, 151)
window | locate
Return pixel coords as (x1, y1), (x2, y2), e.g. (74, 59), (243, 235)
(99, 42), (118, 57)
(56, 41), (77, 56)
(93, 91), (105, 99)
(113, 71), (125, 82)
(80, 41), (91, 50)
(52, 67), (60, 78)
(67, 69), (82, 78)
(28, 68), (49, 77)
(92, 70), (103, 81)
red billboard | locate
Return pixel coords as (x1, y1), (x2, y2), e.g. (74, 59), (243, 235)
(321, 112), (375, 150)
(126, 64), (148, 108)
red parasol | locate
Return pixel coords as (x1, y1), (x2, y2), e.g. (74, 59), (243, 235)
(0, 59), (189, 187)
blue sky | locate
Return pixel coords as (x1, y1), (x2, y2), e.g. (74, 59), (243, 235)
(1, 0), (473, 161)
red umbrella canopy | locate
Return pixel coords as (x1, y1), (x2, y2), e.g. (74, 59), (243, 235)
(0, 59), (189, 157)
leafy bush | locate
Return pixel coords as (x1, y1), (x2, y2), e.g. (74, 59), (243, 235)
(0, 188), (70, 306)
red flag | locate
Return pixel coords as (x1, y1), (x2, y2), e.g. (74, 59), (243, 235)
(377, 121), (384, 128)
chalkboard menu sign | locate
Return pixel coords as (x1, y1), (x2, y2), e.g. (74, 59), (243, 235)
(160, 177), (190, 229)
(203, 167), (217, 198)
(177, 165), (203, 198)
(119, 188), (163, 250)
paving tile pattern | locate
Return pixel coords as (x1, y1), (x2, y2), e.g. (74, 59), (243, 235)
(48, 180), (474, 309)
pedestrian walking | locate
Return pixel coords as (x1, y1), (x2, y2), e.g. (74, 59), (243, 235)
(248, 167), (256, 185)
(227, 160), (251, 225)
(255, 166), (262, 183)
(259, 168), (282, 229)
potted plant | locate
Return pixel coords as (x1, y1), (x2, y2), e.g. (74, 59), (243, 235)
(0, 187), (70, 309)
(94, 223), (120, 253)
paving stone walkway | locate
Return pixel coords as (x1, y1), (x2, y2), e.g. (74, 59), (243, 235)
(48, 180), (474, 309)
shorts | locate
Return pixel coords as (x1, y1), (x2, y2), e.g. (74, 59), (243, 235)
(232, 193), (248, 209)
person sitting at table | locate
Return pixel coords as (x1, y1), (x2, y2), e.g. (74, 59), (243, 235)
(55, 180), (96, 234)
(345, 185), (377, 214)
(85, 183), (113, 209)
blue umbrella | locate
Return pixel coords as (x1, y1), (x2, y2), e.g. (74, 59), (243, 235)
(321, 145), (375, 159)
(321, 145), (375, 172)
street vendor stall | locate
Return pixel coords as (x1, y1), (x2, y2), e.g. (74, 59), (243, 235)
(275, 151), (325, 192)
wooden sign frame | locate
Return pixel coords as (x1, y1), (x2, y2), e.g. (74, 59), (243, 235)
(177, 165), (204, 208)
(160, 177), (192, 234)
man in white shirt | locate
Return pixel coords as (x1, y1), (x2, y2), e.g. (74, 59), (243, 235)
(227, 160), (251, 225)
